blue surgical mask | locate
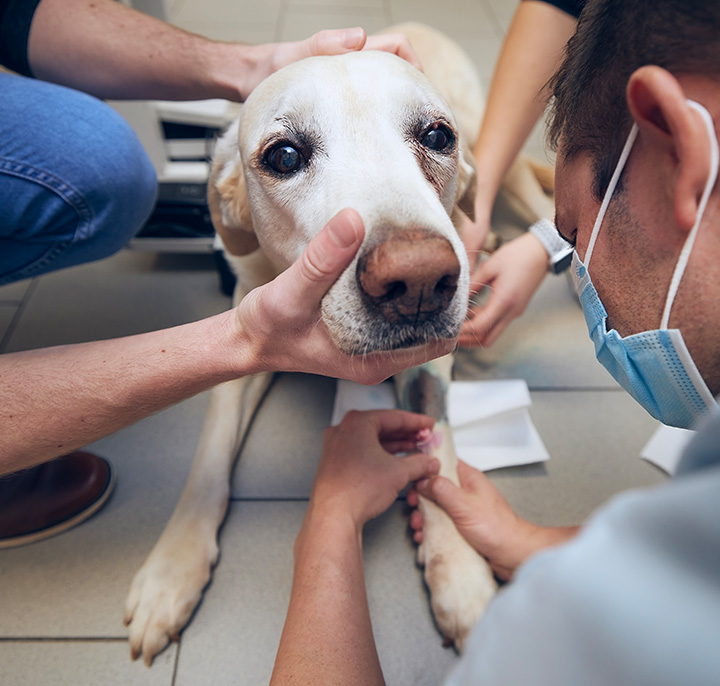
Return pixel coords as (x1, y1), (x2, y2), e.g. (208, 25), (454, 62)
(571, 100), (719, 429)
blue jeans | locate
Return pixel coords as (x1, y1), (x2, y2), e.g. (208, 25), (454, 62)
(0, 73), (158, 285)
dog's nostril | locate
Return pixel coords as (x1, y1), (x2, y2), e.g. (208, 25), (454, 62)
(384, 281), (407, 301)
(435, 274), (457, 297)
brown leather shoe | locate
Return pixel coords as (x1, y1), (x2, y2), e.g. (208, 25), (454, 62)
(0, 452), (115, 549)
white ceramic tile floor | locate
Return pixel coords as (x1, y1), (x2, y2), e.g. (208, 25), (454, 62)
(0, 0), (669, 684)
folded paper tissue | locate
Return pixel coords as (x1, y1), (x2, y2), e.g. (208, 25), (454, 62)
(640, 424), (694, 475)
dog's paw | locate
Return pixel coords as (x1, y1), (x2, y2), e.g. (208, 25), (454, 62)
(422, 539), (497, 651)
(124, 527), (218, 666)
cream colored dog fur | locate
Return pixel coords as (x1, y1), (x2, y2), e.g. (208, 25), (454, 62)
(123, 22), (553, 665)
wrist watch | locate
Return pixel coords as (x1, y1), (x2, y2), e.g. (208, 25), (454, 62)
(529, 218), (573, 274)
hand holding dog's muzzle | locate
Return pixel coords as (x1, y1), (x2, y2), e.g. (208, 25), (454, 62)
(234, 208), (456, 384)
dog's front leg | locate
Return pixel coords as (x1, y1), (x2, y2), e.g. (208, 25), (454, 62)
(395, 356), (497, 650)
(124, 252), (277, 666)
(123, 372), (273, 665)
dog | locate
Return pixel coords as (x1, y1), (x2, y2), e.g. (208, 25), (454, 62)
(123, 22), (554, 665)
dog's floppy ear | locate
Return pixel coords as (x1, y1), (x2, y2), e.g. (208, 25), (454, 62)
(454, 143), (477, 222)
(207, 123), (260, 257)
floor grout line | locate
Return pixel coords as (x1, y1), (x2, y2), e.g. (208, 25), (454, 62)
(480, 0), (507, 38)
(275, 0), (288, 41)
(0, 636), (129, 642)
(171, 638), (182, 686)
(528, 386), (625, 393)
(0, 277), (38, 353)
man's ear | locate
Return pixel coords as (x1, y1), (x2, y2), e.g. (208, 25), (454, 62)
(455, 144), (477, 221)
(627, 65), (716, 232)
(207, 121), (260, 257)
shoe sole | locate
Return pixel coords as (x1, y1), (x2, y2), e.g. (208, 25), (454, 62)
(0, 462), (117, 550)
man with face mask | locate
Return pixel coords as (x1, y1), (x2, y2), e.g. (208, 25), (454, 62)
(265, 1), (720, 684)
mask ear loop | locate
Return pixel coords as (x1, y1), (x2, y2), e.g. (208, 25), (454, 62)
(660, 100), (719, 329)
(584, 124), (639, 269)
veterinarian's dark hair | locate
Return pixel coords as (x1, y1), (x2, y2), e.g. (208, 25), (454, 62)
(546, 0), (720, 200)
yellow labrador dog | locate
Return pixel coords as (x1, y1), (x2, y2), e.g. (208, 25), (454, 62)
(124, 23), (553, 665)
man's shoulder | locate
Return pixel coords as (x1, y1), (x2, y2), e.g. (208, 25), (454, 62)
(676, 409), (720, 475)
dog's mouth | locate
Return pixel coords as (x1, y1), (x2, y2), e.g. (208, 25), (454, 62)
(362, 321), (461, 355)
(321, 285), (467, 356)
(321, 309), (464, 356)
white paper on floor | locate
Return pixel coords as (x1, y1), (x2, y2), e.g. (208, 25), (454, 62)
(332, 379), (549, 472)
(640, 424), (695, 475)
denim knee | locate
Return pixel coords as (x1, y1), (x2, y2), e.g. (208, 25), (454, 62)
(76, 104), (159, 260)
(0, 74), (158, 282)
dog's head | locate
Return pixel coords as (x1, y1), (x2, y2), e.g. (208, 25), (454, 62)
(209, 50), (475, 355)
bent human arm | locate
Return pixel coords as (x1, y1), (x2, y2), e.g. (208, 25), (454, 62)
(467, 0), (577, 256)
(412, 460), (578, 580)
(270, 410), (439, 686)
(26, 0), (420, 102)
(0, 211), (452, 475)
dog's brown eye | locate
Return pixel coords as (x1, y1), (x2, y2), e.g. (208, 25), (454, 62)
(266, 144), (303, 174)
(420, 124), (454, 152)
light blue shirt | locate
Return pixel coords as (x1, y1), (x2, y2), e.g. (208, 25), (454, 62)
(447, 411), (720, 686)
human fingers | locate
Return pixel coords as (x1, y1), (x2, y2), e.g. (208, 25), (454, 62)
(458, 295), (515, 348)
(401, 453), (440, 484)
(413, 475), (473, 529)
(333, 410), (434, 460)
(458, 295), (503, 348)
(479, 309), (517, 348)
(459, 211), (491, 264)
(362, 33), (422, 70)
(302, 27), (367, 57)
(409, 509), (424, 544)
(459, 259), (513, 348)
(320, 336), (456, 386)
(456, 459), (490, 491)
(279, 208), (364, 309)
(381, 438), (419, 453)
(362, 409), (435, 441)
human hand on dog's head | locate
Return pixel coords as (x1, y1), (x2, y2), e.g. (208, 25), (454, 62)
(306, 409), (439, 531)
(234, 209), (457, 384)
(235, 28), (421, 100)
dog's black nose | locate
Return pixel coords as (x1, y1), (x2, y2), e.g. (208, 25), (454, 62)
(356, 229), (460, 325)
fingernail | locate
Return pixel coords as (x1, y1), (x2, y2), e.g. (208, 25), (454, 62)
(328, 212), (361, 248)
(342, 27), (364, 49)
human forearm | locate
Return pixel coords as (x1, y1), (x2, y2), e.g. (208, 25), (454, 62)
(271, 505), (384, 686)
(473, 1), (577, 214)
(0, 211), (448, 475)
(25, 0), (416, 102)
(269, 411), (440, 684)
(0, 310), (255, 474)
(27, 0), (259, 101)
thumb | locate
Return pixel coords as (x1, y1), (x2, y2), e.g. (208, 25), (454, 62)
(284, 208), (365, 305)
(402, 454), (440, 484)
(415, 475), (467, 521)
(305, 27), (367, 56)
